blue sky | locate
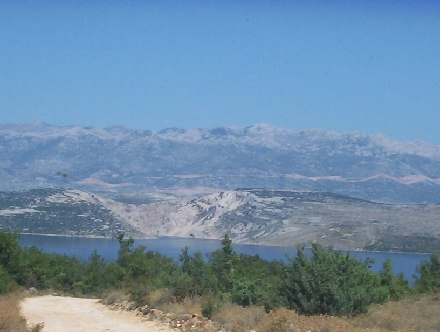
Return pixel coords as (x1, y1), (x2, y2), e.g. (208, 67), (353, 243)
(1, 1), (439, 144)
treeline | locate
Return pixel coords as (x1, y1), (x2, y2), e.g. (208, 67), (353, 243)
(1, 231), (440, 317)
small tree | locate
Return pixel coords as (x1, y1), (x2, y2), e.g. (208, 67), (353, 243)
(116, 233), (135, 269)
(209, 234), (237, 293)
(80, 250), (123, 294)
(179, 248), (216, 296)
(415, 254), (440, 293)
(380, 258), (411, 301)
(0, 265), (13, 293)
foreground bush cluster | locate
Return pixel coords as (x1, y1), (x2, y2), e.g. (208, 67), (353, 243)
(1, 230), (440, 320)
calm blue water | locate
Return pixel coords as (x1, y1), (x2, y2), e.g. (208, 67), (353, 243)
(18, 234), (432, 282)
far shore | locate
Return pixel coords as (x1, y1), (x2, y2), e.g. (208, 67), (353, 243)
(17, 232), (434, 255)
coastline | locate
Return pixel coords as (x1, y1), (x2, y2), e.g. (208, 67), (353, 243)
(16, 232), (435, 255)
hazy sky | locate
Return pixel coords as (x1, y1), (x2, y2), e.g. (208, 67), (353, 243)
(1, 1), (439, 144)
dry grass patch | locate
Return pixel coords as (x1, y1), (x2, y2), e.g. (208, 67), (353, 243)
(206, 294), (440, 332)
(0, 292), (28, 332)
(145, 288), (174, 309)
(252, 307), (359, 332)
(0, 292), (43, 332)
(160, 297), (202, 317)
(354, 294), (440, 332)
(104, 289), (130, 305)
(211, 304), (266, 332)
(210, 305), (356, 332)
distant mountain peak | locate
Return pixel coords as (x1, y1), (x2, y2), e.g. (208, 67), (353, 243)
(103, 125), (133, 135)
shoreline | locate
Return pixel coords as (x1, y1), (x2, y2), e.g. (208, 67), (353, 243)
(17, 232), (434, 256)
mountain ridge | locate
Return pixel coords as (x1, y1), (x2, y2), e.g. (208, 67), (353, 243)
(1, 122), (440, 203)
(2, 122), (439, 156)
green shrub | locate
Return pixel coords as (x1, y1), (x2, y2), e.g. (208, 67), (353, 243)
(201, 296), (217, 318)
(281, 243), (387, 316)
(231, 277), (263, 307)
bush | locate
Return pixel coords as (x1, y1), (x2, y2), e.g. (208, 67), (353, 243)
(0, 265), (16, 294)
(231, 277), (263, 307)
(0, 231), (23, 285)
(281, 243), (387, 316)
(201, 296), (217, 318)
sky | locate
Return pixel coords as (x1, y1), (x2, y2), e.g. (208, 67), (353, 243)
(1, 1), (440, 144)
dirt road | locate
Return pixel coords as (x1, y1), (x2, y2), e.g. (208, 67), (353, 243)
(21, 295), (171, 332)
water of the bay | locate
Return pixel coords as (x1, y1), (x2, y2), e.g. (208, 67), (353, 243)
(19, 234), (432, 282)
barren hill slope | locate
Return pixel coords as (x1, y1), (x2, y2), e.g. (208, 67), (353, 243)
(125, 189), (440, 252)
(2, 188), (440, 253)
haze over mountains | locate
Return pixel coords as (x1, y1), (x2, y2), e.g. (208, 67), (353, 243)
(1, 122), (440, 204)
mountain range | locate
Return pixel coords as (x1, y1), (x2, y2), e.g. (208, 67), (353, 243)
(1, 122), (440, 204)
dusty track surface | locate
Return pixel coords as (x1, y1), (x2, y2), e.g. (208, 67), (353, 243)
(21, 295), (171, 332)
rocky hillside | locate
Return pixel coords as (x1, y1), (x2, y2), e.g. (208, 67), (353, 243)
(0, 188), (139, 237)
(1, 123), (440, 203)
(126, 188), (440, 252)
(2, 188), (440, 253)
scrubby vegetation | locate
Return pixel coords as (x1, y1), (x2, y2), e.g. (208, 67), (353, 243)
(1, 230), (440, 331)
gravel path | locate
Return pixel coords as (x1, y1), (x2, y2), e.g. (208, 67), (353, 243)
(21, 295), (171, 332)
